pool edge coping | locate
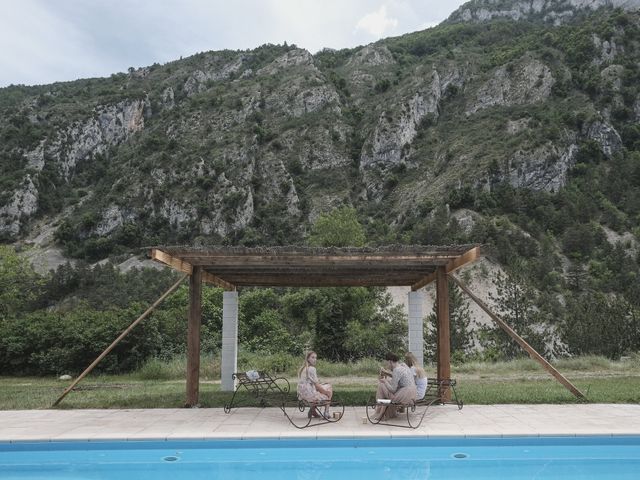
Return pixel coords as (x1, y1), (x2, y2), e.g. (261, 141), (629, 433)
(3, 433), (640, 445)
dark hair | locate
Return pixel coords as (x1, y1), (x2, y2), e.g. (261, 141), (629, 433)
(384, 352), (399, 362)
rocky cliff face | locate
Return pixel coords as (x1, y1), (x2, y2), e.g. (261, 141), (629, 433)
(0, 175), (38, 236)
(449, 0), (640, 25)
(360, 65), (465, 199)
(0, 98), (148, 236)
(54, 99), (148, 180)
(466, 57), (554, 114)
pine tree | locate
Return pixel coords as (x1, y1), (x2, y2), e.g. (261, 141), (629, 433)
(566, 262), (588, 292)
(480, 270), (550, 359)
(561, 292), (640, 359)
(425, 280), (474, 361)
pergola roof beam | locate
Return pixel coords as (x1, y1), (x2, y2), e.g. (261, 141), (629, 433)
(220, 275), (428, 287)
(184, 257), (454, 268)
(411, 246), (481, 291)
(151, 248), (235, 290)
(151, 245), (481, 289)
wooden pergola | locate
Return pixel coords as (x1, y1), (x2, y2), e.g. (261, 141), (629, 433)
(151, 245), (480, 288)
(53, 243), (586, 407)
(150, 244), (481, 406)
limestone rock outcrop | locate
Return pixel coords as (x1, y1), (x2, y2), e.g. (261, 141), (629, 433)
(467, 57), (554, 114)
(449, 0), (640, 25)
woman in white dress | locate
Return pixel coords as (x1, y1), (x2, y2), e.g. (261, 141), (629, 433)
(405, 352), (428, 401)
(297, 351), (333, 418)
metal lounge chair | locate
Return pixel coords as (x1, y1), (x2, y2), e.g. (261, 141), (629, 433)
(223, 371), (344, 428)
(281, 397), (345, 429)
(223, 371), (290, 413)
(430, 378), (463, 410)
(366, 378), (463, 429)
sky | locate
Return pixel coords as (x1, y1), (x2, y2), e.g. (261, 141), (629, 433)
(0, 0), (468, 88)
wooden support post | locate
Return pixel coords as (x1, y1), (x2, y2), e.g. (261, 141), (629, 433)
(436, 266), (451, 401)
(186, 266), (203, 407)
(450, 274), (586, 400)
(52, 274), (188, 407)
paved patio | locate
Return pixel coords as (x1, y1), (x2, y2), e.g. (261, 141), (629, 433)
(1, 404), (639, 442)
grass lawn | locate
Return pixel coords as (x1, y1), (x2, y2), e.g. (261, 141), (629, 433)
(1, 355), (639, 409)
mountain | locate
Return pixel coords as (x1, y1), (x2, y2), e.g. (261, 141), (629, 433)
(448, 0), (640, 25)
(1, 0), (639, 314)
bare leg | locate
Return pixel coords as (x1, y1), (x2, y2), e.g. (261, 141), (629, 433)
(322, 384), (332, 416)
(375, 382), (393, 418)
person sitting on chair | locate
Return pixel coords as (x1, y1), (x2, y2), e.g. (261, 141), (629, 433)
(374, 352), (417, 420)
(297, 351), (333, 419)
(405, 352), (428, 401)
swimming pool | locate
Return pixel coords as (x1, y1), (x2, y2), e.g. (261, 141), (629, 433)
(1, 436), (639, 479)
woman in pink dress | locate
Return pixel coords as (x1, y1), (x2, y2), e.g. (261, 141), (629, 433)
(297, 351), (333, 418)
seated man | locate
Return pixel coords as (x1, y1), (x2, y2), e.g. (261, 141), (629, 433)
(374, 352), (417, 420)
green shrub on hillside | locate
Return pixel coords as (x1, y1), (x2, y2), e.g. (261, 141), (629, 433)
(0, 246), (44, 318)
(561, 293), (640, 359)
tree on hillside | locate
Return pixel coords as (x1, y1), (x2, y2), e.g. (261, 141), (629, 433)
(281, 286), (406, 361)
(0, 246), (43, 319)
(560, 292), (640, 359)
(308, 206), (366, 247)
(342, 289), (406, 360)
(39, 261), (178, 311)
(239, 289), (299, 355)
(294, 205), (406, 360)
(479, 269), (552, 359)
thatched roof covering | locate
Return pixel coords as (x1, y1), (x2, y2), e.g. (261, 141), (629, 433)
(150, 245), (481, 290)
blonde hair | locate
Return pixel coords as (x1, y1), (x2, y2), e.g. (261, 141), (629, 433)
(405, 352), (427, 379)
(298, 351), (316, 377)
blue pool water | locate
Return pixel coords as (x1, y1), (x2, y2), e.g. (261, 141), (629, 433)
(1, 436), (639, 480)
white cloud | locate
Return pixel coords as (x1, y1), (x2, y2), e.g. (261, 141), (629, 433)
(260, 0), (367, 52)
(355, 5), (398, 38)
(0, 0), (470, 87)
